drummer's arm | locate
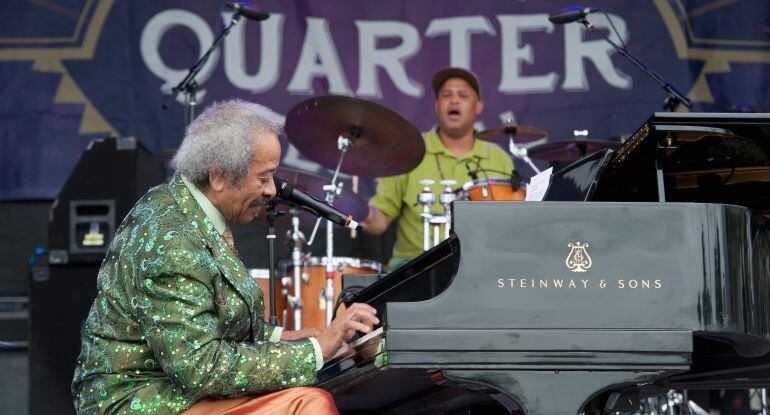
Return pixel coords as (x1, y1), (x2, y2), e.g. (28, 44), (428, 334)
(361, 205), (392, 235)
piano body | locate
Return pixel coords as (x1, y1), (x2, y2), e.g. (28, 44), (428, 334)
(319, 113), (770, 414)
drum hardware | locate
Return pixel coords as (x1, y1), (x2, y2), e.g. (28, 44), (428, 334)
(295, 136), (354, 327)
(268, 166), (366, 329)
(317, 289), (326, 310)
(283, 95), (422, 326)
(439, 180), (457, 240)
(429, 215), (448, 249)
(418, 179), (437, 251)
(322, 136), (352, 326)
(477, 124), (548, 145)
(287, 208), (305, 330)
(509, 135), (542, 174)
(479, 121), (547, 174)
(417, 179), (457, 251)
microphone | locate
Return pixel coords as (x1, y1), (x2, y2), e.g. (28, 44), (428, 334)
(465, 162), (479, 181)
(548, 6), (600, 24)
(224, 2), (270, 21)
(273, 176), (361, 231)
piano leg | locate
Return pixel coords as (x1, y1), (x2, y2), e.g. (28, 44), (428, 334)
(441, 370), (669, 415)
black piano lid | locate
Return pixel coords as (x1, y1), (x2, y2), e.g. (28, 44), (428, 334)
(593, 112), (770, 213)
(543, 149), (614, 202)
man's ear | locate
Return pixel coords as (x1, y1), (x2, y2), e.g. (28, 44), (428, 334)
(475, 99), (484, 116)
(208, 170), (226, 192)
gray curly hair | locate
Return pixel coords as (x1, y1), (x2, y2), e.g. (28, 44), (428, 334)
(171, 99), (283, 185)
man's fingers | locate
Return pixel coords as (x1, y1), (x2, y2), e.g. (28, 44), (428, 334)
(341, 304), (379, 327)
(348, 303), (377, 316)
(343, 320), (372, 335)
(345, 308), (380, 326)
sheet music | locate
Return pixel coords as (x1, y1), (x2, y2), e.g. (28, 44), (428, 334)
(525, 167), (553, 201)
(328, 326), (384, 362)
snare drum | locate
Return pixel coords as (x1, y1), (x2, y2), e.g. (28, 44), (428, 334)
(277, 257), (381, 330)
(458, 178), (525, 201)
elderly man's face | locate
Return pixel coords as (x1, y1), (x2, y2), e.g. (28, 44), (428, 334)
(210, 131), (281, 224)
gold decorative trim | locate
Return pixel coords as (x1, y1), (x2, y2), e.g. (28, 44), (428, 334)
(670, 0), (770, 47)
(653, 0), (770, 104)
(0, 0), (94, 44)
(0, 0), (117, 135)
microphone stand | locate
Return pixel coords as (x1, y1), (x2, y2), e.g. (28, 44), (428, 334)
(578, 18), (692, 112)
(265, 201), (281, 326)
(162, 12), (244, 127)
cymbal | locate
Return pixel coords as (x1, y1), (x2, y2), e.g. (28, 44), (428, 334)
(285, 96), (425, 177)
(528, 139), (621, 162)
(264, 167), (368, 227)
(477, 124), (548, 145)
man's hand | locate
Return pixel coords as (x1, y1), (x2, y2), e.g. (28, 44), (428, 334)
(280, 328), (322, 341)
(315, 303), (379, 360)
(360, 205), (391, 236)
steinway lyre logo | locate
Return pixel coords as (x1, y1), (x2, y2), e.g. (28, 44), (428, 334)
(566, 242), (592, 272)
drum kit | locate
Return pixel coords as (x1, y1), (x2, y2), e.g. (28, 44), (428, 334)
(254, 95), (621, 330)
(254, 96), (424, 330)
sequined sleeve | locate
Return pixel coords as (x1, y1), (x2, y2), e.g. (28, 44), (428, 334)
(131, 242), (318, 400)
(260, 321), (280, 342)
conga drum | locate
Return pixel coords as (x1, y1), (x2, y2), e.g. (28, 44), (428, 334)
(458, 178), (526, 201)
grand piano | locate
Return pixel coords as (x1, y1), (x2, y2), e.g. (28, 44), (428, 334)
(318, 113), (770, 414)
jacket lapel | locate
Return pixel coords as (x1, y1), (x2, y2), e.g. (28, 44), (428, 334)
(167, 175), (260, 319)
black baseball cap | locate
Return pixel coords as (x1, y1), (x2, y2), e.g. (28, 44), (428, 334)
(431, 67), (482, 99)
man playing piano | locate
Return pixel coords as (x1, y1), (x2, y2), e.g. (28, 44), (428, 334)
(362, 67), (514, 268)
(71, 99), (379, 415)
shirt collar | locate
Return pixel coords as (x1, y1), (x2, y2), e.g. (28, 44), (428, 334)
(180, 174), (227, 236)
(425, 126), (491, 160)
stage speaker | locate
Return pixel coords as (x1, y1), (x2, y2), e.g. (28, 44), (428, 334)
(30, 137), (166, 415)
(48, 137), (166, 265)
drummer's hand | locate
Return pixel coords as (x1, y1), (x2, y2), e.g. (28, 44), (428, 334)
(315, 303), (379, 361)
(280, 328), (322, 341)
(361, 205), (391, 236)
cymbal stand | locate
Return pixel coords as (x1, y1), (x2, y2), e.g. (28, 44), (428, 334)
(418, 180), (436, 251)
(286, 208), (305, 330)
(508, 138), (541, 174)
(308, 134), (353, 326)
(439, 180), (457, 240)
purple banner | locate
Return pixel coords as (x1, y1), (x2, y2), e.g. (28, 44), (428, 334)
(2, 0), (769, 199)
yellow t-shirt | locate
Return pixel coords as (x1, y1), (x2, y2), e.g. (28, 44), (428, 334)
(369, 127), (514, 267)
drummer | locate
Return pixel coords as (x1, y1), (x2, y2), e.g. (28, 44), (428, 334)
(362, 67), (514, 268)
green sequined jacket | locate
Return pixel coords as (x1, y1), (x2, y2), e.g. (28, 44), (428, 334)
(71, 175), (317, 415)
